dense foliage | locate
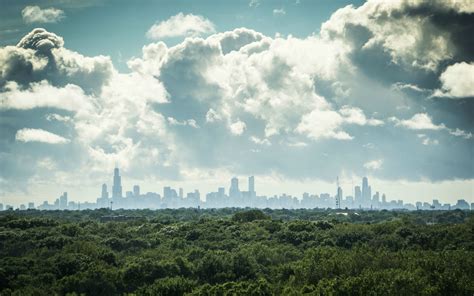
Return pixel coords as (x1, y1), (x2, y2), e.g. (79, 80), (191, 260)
(0, 208), (473, 295)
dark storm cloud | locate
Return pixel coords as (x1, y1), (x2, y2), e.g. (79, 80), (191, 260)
(0, 28), (113, 94)
(398, 3), (474, 62)
(322, 1), (474, 89)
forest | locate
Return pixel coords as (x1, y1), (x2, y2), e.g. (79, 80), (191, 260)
(0, 208), (473, 295)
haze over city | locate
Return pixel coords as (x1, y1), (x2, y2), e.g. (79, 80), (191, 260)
(1, 0), (473, 207)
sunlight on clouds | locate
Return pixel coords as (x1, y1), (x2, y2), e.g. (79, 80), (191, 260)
(147, 13), (216, 39)
(15, 128), (70, 144)
(433, 62), (474, 98)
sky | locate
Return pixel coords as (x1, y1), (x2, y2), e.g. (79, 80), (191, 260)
(0, 0), (473, 206)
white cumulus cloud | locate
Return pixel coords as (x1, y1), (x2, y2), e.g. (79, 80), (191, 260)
(15, 128), (70, 144)
(0, 80), (93, 112)
(230, 120), (247, 135)
(392, 113), (472, 139)
(296, 109), (353, 141)
(22, 6), (65, 24)
(147, 13), (216, 39)
(433, 62), (474, 98)
(393, 113), (445, 130)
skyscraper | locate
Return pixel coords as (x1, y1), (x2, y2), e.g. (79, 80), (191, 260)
(229, 177), (241, 199)
(336, 186), (342, 209)
(355, 186), (361, 207)
(372, 191), (380, 207)
(97, 184), (110, 208)
(133, 185), (140, 197)
(101, 184), (109, 199)
(59, 192), (68, 210)
(112, 168), (122, 199)
(248, 176), (255, 196)
(362, 177), (369, 207)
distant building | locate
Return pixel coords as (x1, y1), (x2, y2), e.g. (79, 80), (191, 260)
(453, 199), (470, 210)
(354, 186), (362, 207)
(28, 202), (35, 209)
(362, 177), (370, 207)
(372, 192), (380, 208)
(97, 184), (110, 208)
(101, 184), (109, 199)
(112, 168), (123, 199)
(133, 185), (140, 197)
(229, 177), (241, 199)
(336, 186), (342, 209)
(416, 201), (422, 210)
(59, 192), (68, 210)
(248, 176), (255, 197)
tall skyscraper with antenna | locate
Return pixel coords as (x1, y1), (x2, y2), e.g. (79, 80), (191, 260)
(336, 176), (342, 209)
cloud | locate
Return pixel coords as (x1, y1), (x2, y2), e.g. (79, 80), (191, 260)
(45, 113), (72, 122)
(364, 159), (383, 170)
(22, 6), (65, 24)
(249, 0), (261, 8)
(17, 28), (64, 52)
(417, 134), (439, 146)
(339, 105), (383, 126)
(15, 128), (70, 144)
(320, 0), (474, 71)
(167, 117), (199, 128)
(147, 13), (216, 39)
(273, 8), (286, 16)
(392, 113), (472, 139)
(287, 141), (307, 147)
(230, 120), (246, 135)
(433, 62), (474, 98)
(205, 108), (222, 123)
(448, 128), (472, 139)
(208, 28), (264, 54)
(391, 82), (430, 93)
(250, 136), (271, 146)
(296, 109), (353, 141)
(1, 4), (474, 200)
(0, 80), (92, 111)
(0, 28), (113, 94)
(393, 113), (445, 130)
(295, 106), (383, 141)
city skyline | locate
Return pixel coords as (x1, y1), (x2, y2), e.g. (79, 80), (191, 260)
(1, 0), (473, 206)
(1, 167), (471, 211)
